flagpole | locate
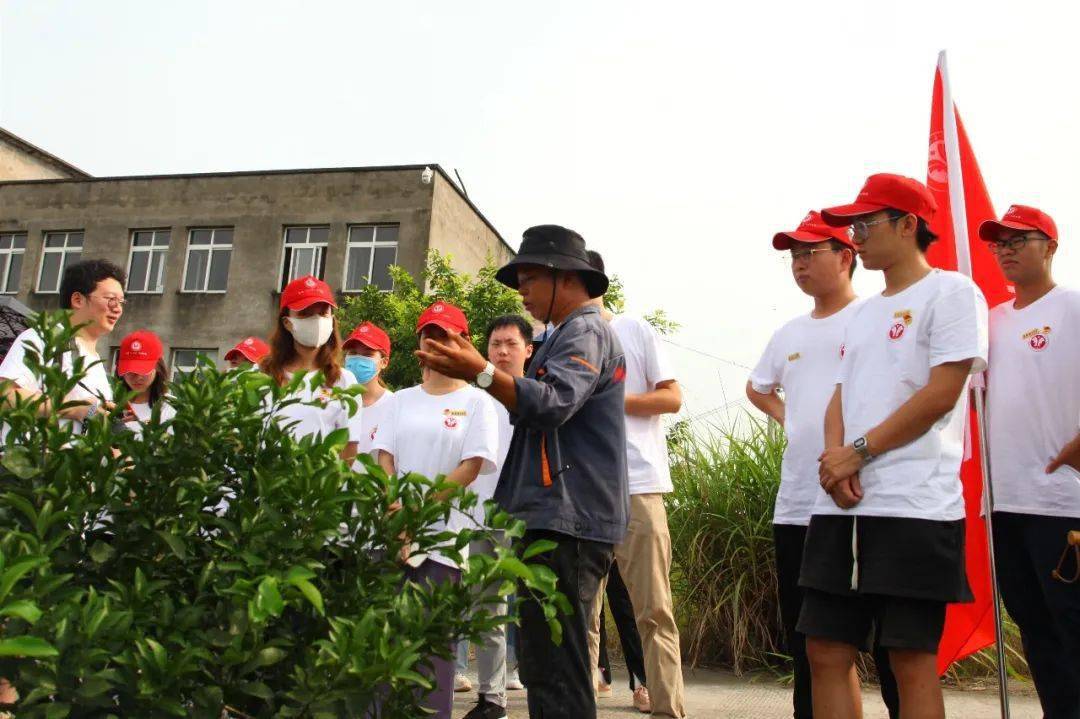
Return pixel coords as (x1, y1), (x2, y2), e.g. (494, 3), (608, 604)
(938, 50), (1010, 717)
(971, 377), (1010, 719)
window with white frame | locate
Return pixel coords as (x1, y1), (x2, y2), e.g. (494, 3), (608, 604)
(182, 228), (232, 293)
(343, 224), (398, 292)
(36, 231), (84, 293)
(279, 226), (329, 290)
(171, 348), (217, 378)
(127, 229), (171, 293)
(0, 233), (27, 294)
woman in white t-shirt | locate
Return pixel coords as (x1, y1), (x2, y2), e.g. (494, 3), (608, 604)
(372, 301), (498, 719)
(114, 330), (176, 435)
(342, 321), (394, 458)
(261, 275), (362, 462)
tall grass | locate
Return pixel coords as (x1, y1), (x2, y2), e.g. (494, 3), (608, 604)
(665, 415), (1030, 686)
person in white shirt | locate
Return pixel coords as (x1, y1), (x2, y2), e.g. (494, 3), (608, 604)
(457, 314), (533, 719)
(981, 204), (1080, 718)
(807, 174), (988, 719)
(1, 259), (126, 435)
(372, 301), (499, 719)
(114, 330), (176, 435)
(747, 210), (898, 719)
(342, 321), (394, 458)
(581, 250), (685, 718)
(261, 275), (362, 461)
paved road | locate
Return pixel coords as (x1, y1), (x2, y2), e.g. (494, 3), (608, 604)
(453, 666), (1041, 718)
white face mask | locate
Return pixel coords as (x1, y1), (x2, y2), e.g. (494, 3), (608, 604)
(286, 315), (334, 348)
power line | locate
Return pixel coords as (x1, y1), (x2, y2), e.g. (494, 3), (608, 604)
(661, 338), (753, 371)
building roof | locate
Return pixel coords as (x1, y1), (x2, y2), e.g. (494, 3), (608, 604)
(0, 127), (91, 179)
(0, 162), (513, 253)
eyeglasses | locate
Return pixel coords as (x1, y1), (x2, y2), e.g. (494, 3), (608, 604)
(847, 214), (903, 241)
(789, 247), (840, 263)
(985, 234), (1048, 254)
(92, 293), (126, 309)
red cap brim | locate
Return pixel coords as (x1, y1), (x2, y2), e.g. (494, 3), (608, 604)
(772, 230), (838, 250)
(820, 202), (889, 226)
(978, 219), (1040, 242)
(417, 320), (466, 336)
(283, 296), (337, 312)
(225, 347), (258, 363)
(118, 358), (158, 375)
(343, 336), (387, 354)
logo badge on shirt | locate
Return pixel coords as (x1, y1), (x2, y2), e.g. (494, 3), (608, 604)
(1023, 326), (1052, 352)
(444, 416), (459, 429)
(442, 408), (465, 429)
(839, 343), (846, 359)
(888, 322), (906, 341)
(787, 352), (801, 362)
(888, 309), (913, 341)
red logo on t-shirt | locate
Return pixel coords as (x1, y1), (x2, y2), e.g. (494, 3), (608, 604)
(839, 343), (846, 359)
(1029, 334), (1048, 351)
(369, 425), (378, 441)
(444, 416), (458, 430)
(888, 323), (906, 341)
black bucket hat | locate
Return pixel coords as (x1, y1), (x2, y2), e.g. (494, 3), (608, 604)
(495, 224), (609, 298)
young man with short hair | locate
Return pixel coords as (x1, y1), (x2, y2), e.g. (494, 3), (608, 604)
(747, 210), (899, 719)
(804, 174), (988, 719)
(1, 259), (126, 432)
(460, 313), (534, 719)
(980, 205), (1080, 719)
(416, 225), (628, 719)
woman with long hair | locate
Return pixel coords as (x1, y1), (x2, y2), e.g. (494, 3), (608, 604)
(262, 275), (362, 462)
(372, 301), (499, 719)
(114, 329), (175, 433)
(342, 321), (393, 458)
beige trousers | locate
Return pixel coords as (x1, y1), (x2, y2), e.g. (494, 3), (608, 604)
(588, 493), (686, 718)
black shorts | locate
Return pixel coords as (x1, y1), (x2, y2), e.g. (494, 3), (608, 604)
(799, 514), (973, 602)
(797, 587), (947, 653)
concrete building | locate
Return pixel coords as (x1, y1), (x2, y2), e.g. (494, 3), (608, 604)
(0, 129), (513, 371)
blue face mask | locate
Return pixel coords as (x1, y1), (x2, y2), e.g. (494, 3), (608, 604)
(345, 354), (379, 384)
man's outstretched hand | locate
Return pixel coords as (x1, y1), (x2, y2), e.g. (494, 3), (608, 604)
(414, 331), (487, 381)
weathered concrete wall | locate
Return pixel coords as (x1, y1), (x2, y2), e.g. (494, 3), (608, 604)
(0, 138), (74, 181)
(427, 172), (514, 287)
(0, 169), (444, 361)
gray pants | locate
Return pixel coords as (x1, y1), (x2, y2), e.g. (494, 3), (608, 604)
(457, 534), (511, 707)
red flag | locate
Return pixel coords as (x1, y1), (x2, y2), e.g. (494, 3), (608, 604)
(926, 51), (1009, 675)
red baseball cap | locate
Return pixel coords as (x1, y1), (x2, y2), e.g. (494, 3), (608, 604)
(773, 210), (856, 250)
(978, 204), (1058, 242)
(118, 330), (163, 375)
(224, 336), (270, 364)
(416, 301), (469, 336)
(343, 322), (392, 356)
(280, 275), (336, 312)
(821, 173), (937, 226)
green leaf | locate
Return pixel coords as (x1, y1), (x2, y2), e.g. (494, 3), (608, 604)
(2, 445), (41, 479)
(293, 579), (324, 616)
(155, 530), (188, 560)
(238, 680), (274, 700)
(253, 646), (288, 668)
(0, 599), (43, 624)
(0, 555), (48, 603)
(256, 577), (285, 617)
(521, 539), (558, 560)
(44, 703), (71, 719)
(88, 540), (115, 564)
(0, 635), (58, 657)
(497, 557), (535, 583)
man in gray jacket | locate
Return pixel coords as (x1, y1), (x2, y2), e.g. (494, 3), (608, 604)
(416, 224), (629, 719)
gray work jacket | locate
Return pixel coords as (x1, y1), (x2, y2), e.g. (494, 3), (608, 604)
(494, 305), (630, 544)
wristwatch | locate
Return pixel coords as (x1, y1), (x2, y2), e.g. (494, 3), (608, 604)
(476, 361), (496, 389)
(84, 399), (100, 422)
(853, 436), (873, 463)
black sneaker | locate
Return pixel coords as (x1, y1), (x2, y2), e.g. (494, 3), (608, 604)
(461, 695), (508, 719)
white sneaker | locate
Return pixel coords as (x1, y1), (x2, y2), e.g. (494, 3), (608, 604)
(454, 674), (473, 692)
(506, 668), (524, 691)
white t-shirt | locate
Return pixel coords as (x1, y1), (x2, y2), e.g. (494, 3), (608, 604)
(357, 388), (394, 457)
(750, 300), (862, 525)
(468, 399), (513, 526)
(269, 370), (364, 445)
(987, 286), (1080, 518)
(371, 384), (499, 568)
(0, 327), (113, 436)
(124, 399), (177, 436)
(812, 269), (989, 520)
(611, 315), (677, 495)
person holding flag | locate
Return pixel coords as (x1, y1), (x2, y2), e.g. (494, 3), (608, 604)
(803, 173), (988, 719)
(747, 210), (899, 719)
(981, 204), (1080, 718)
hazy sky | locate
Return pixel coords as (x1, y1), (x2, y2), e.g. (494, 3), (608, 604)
(3, 0), (1078, 427)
